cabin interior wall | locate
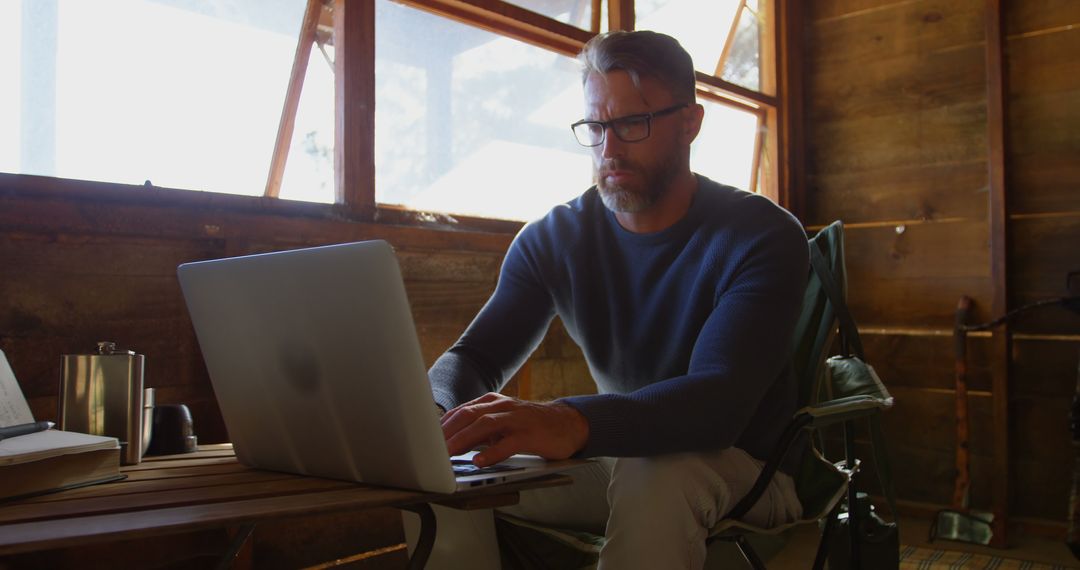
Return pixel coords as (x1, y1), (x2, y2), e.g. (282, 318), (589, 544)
(802, 0), (1080, 524)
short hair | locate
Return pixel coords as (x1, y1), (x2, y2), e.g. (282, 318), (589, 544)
(578, 30), (697, 104)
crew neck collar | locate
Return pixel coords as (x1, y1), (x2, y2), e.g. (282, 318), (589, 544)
(603, 175), (705, 245)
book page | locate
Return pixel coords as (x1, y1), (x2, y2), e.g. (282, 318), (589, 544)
(0, 350), (34, 427)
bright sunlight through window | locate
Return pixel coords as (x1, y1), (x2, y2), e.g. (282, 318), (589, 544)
(1, 0), (766, 220)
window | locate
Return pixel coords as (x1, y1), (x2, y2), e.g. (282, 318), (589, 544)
(279, 42), (336, 204)
(374, 1), (591, 221)
(636, 0), (776, 196)
(638, 0), (770, 93)
(2, 0), (335, 200)
(692, 99), (759, 192)
(2, 0), (784, 222)
(503, 0), (598, 29)
(0, 2), (20, 174)
(364, 0), (778, 220)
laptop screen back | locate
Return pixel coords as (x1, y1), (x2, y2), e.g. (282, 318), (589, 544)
(178, 240), (458, 493)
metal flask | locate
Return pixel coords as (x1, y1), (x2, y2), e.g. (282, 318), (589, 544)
(59, 342), (146, 465)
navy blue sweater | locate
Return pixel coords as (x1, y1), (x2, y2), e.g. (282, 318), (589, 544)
(429, 176), (809, 468)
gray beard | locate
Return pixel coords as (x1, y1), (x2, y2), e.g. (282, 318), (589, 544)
(597, 184), (658, 213)
(596, 153), (680, 214)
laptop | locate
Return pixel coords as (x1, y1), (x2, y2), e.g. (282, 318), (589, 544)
(177, 240), (584, 494)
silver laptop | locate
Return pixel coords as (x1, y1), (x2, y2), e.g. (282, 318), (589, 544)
(178, 240), (582, 494)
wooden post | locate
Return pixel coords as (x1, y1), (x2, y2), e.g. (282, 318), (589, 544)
(775, 0), (804, 217)
(984, 0), (1010, 548)
(715, 0), (746, 77)
(334, 0), (377, 219)
(756, 0), (779, 201)
(758, 0), (776, 97)
(264, 0), (323, 199)
(608, 0), (633, 31)
(400, 0), (591, 56)
(748, 112), (764, 196)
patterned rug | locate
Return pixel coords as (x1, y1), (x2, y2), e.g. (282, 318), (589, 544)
(900, 545), (1074, 569)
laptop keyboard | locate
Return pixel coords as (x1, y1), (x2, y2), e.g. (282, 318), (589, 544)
(451, 458), (525, 476)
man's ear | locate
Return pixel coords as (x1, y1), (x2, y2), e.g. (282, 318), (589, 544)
(682, 103), (705, 144)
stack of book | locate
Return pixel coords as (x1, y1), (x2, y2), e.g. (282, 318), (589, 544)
(0, 349), (123, 502)
(0, 430), (123, 501)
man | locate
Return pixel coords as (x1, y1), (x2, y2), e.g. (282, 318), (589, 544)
(428, 30), (808, 569)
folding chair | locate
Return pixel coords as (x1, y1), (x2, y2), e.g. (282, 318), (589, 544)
(708, 221), (896, 569)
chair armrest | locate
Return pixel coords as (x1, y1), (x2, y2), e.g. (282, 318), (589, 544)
(800, 395), (893, 427)
(722, 396), (893, 523)
(722, 414), (813, 522)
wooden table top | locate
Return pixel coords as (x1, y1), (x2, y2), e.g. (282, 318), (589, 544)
(0, 444), (572, 556)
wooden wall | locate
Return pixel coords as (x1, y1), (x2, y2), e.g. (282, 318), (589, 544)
(803, 0), (1080, 528)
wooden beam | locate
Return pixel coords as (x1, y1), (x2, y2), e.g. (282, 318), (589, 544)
(0, 173), (517, 253)
(333, 0), (376, 219)
(984, 0), (1011, 548)
(777, 0), (805, 218)
(0, 172), (524, 238)
(759, 108), (778, 201)
(715, 0), (746, 77)
(759, 0), (777, 97)
(264, 0), (322, 199)
(748, 115), (764, 196)
(757, 0), (778, 202)
(590, 0), (601, 33)
(608, 0), (633, 31)
(695, 72), (776, 110)
(399, 0), (592, 57)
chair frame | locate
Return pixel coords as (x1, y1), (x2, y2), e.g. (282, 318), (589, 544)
(708, 221), (894, 569)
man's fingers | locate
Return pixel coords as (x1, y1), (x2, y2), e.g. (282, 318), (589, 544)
(439, 397), (587, 462)
(442, 392), (503, 425)
(441, 395), (515, 438)
(445, 412), (510, 456)
(473, 435), (520, 467)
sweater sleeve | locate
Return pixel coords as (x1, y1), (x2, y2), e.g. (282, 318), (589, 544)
(428, 229), (556, 412)
(560, 215), (809, 458)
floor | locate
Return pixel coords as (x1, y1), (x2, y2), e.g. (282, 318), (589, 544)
(350, 514), (1080, 568)
(767, 515), (1079, 569)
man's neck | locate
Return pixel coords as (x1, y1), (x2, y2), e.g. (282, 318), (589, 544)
(613, 171), (698, 234)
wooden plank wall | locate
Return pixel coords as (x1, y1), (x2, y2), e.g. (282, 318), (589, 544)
(1004, 0), (1080, 524)
(803, 0), (1080, 525)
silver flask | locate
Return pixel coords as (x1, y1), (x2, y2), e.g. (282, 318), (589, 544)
(59, 342), (145, 465)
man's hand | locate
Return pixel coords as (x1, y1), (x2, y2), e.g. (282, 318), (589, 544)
(441, 393), (589, 467)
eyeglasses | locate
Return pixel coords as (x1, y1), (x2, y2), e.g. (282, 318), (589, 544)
(570, 103), (688, 147)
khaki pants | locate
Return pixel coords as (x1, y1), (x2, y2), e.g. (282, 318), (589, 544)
(404, 448), (802, 570)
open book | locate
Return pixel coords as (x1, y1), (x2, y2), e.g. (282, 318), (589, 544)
(0, 349), (123, 502)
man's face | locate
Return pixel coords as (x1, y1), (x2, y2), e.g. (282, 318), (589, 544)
(583, 71), (687, 213)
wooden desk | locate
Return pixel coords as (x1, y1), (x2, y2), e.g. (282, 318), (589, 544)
(0, 444), (571, 567)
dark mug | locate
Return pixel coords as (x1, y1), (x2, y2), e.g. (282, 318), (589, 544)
(145, 404), (198, 456)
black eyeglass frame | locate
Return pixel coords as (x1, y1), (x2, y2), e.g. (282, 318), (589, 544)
(570, 103), (689, 147)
